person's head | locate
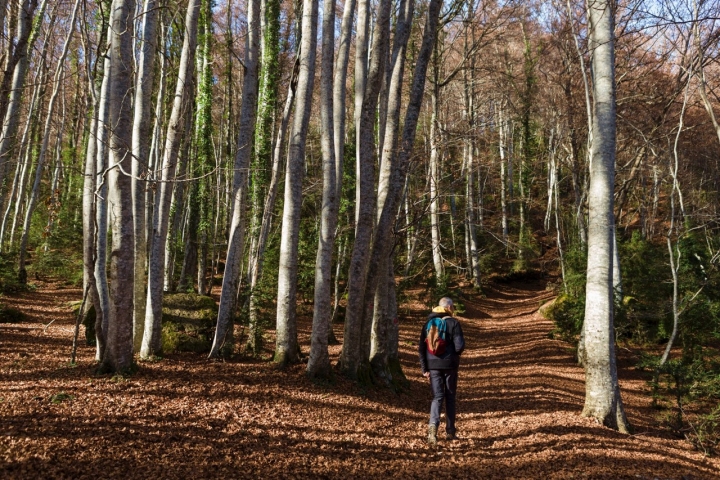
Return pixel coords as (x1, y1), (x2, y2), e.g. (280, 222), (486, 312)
(438, 297), (454, 314)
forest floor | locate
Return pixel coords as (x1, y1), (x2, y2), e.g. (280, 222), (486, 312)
(1, 279), (719, 479)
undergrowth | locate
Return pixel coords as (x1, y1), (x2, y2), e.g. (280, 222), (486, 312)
(544, 232), (720, 453)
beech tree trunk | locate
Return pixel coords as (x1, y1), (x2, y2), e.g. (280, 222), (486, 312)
(338, 0), (392, 380)
(131, 0), (159, 351)
(429, 85), (444, 282)
(142, 0), (200, 358)
(581, 0), (630, 433)
(94, 39), (113, 362)
(100, 0), (136, 374)
(367, 0), (415, 379)
(274, 0), (319, 367)
(307, 0), (337, 378)
(209, 0), (260, 359)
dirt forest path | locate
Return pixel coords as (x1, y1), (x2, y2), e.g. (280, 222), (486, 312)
(1, 280), (719, 479)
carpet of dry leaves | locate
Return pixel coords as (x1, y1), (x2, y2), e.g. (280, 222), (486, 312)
(1, 279), (719, 479)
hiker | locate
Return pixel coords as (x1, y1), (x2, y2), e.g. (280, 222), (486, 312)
(418, 297), (465, 445)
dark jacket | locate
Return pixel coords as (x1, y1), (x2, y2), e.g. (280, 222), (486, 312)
(419, 311), (465, 373)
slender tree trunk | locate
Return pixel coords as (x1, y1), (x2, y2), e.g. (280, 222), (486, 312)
(82, 74), (101, 358)
(567, 0), (590, 245)
(367, 0), (414, 378)
(659, 76), (692, 369)
(179, 0), (213, 294)
(131, 0), (159, 351)
(581, 0), (630, 433)
(429, 84), (444, 282)
(274, 0), (319, 367)
(498, 102), (509, 245)
(208, 0), (261, 359)
(142, 0), (200, 358)
(332, 0), (355, 193)
(307, 0), (338, 378)
(94, 37), (113, 362)
(463, 23), (480, 287)
(100, 0), (136, 374)
(338, 0), (392, 380)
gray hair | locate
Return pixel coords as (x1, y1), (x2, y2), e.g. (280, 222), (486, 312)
(438, 297), (454, 309)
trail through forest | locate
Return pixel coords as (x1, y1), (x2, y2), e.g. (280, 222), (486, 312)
(1, 280), (719, 478)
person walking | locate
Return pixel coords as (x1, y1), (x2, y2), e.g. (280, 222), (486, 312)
(419, 297), (465, 445)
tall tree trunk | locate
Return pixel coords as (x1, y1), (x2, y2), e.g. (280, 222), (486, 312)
(100, 0), (136, 374)
(208, 0), (261, 359)
(463, 17), (480, 287)
(367, 0), (415, 379)
(338, 0), (392, 380)
(274, 0), (319, 367)
(245, 61), (297, 352)
(498, 101), (509, 245)
(581, 0), (630, 433)
(429, 84), (444, 282)
(131, 0), (159, 351)
(142, 0), (200, 358)
(307, 0), (337, 378)
(566, 0), (590, 245)
(93, 33), (113, 362)
(82, 67), (102, 361)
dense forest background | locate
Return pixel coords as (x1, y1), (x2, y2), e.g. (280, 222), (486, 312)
(0, 0), (719, 452)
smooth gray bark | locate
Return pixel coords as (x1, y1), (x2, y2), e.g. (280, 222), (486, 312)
(429, 87), (444, 281)
(581, 0), (630, 433)
(307, 0), (337, 378)
(246, 57), (297, 353)
(94, 43), (113, 362)
(498, 102), (509, 245)
(274, 0), (318, 367)
(131, 0), (159, 351)
(367, 0), (415, 377)
(101, 0), (136, 374)
(367, 0), (441, 378)
(332, 0), (355, 191)
(142, 0), (200, 358)
(208, 0), (261, 359)
(338, 0), (392, 380)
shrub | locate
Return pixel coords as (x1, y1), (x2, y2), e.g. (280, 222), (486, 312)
(31, 249), (83, 286)
(0, 305), (25, 323)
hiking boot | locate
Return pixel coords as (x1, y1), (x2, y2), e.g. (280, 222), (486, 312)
(427, 425), (438, 445)
(446, 432), (457, 441)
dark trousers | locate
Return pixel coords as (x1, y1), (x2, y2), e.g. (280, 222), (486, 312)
(429, 369), (458, 434)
